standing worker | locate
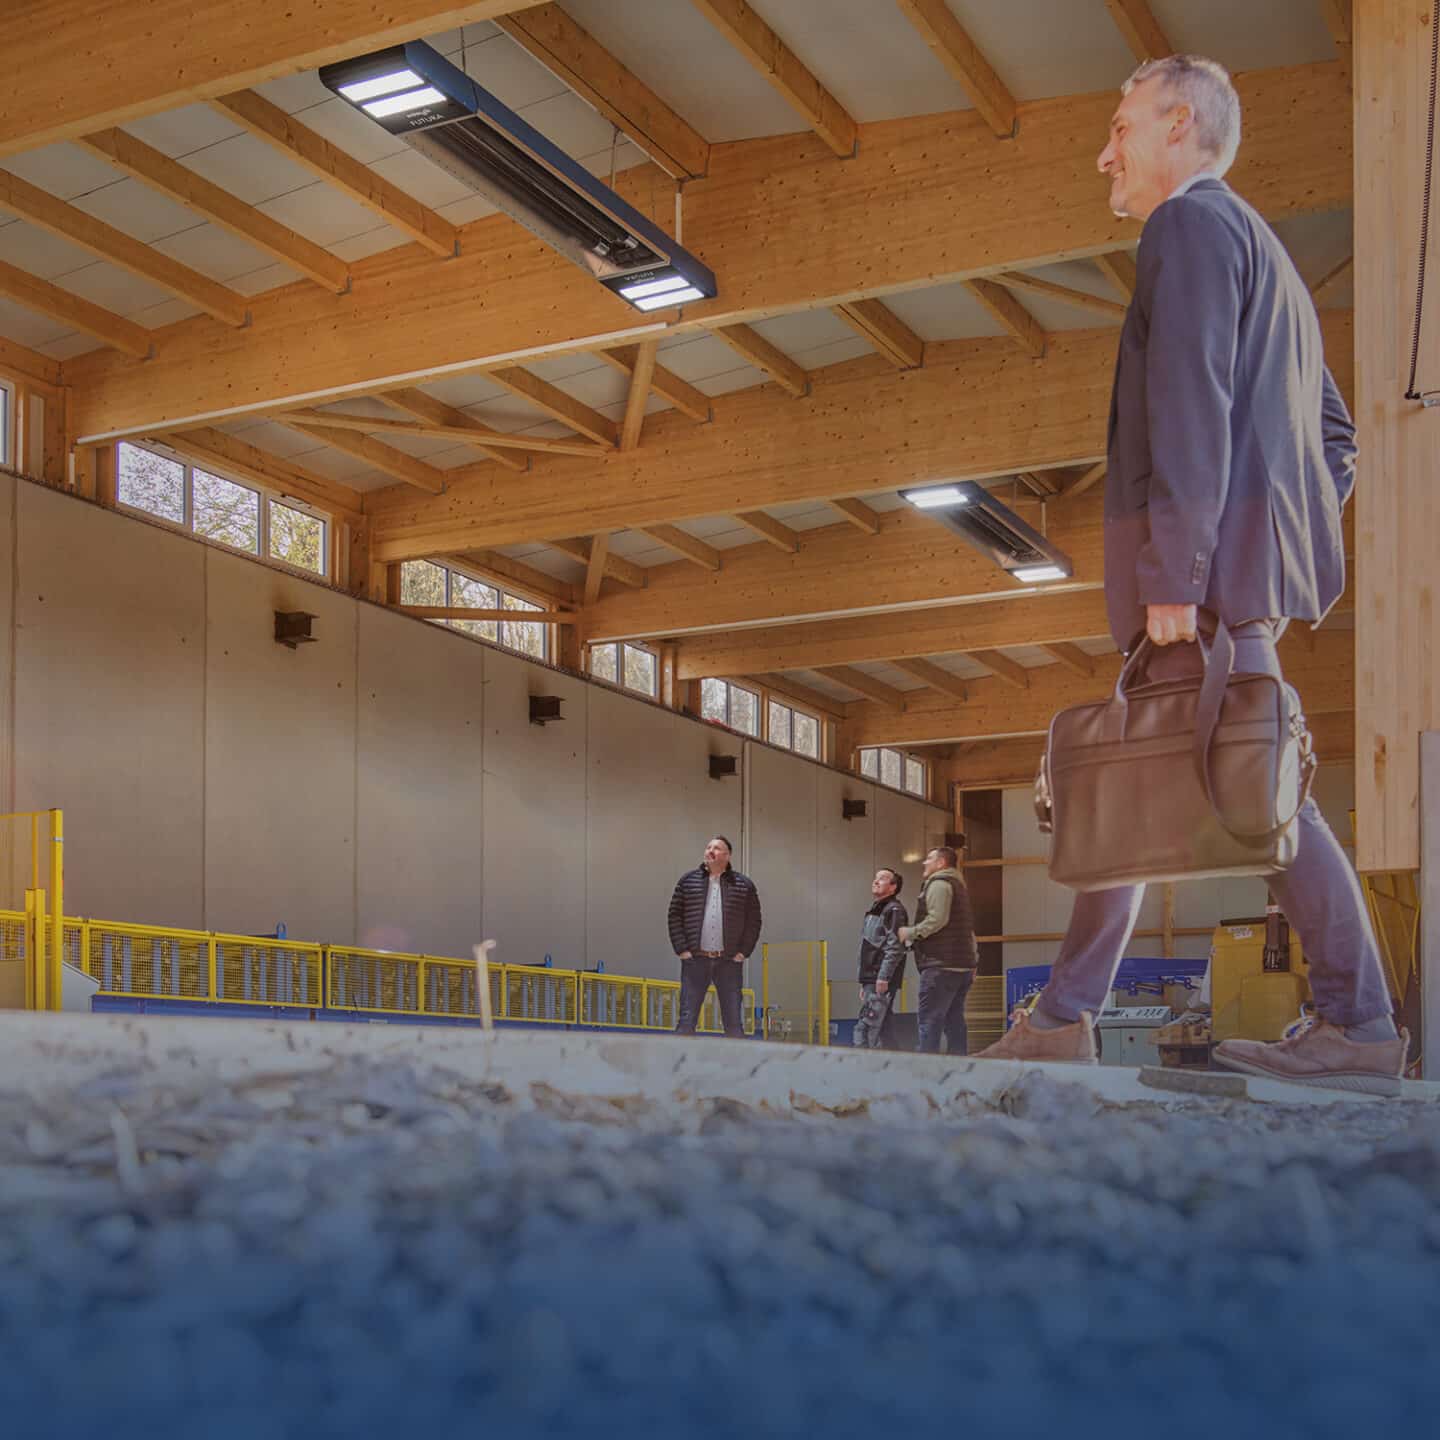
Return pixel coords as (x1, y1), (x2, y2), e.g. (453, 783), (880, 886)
(976, 55), (1404, 1092)
(852, 867), (908, 1050)
(899, 845), (978, 1054)
(667, 835), (762, 1040)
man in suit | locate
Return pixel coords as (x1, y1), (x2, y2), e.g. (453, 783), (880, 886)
(976, 55), (1405, 1093)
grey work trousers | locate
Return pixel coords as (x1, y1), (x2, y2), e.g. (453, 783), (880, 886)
(1038, 622), (1392, 1029)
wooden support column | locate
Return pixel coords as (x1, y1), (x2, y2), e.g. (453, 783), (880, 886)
(1354, 0), (1440, 870)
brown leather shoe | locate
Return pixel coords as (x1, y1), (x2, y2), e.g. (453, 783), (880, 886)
(974, 1009), (1097, 1064)
(1214, 1020), (1409, 1096)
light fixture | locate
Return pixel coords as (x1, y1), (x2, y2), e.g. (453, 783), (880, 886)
(902, 480), (1073, 584)
(320, 42), (717, 311)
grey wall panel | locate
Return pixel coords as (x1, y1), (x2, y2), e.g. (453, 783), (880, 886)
(13, 490), (205, 926)
(203, 548), (357, 942)
(746, 741), (819, 946)
(356, 608), (486, 959)
(815, 766), (878, 1011)
(585, 687), (741, 980)
(0, 473), (14, 819)
(480, 647), (589, 968)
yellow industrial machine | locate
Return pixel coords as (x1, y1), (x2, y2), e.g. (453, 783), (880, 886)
(1209, 910), (1309, 1043)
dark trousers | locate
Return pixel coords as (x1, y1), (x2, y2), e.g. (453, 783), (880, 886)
(676, 956), (745, 1038)
(917, 967), (975, 1054)
(852, 984), (898, 1049)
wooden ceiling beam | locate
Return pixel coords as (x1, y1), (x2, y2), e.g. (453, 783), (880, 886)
(76, 129), (350, 294)
(620, 340), (657, 452)
(156, 425), (364, 524)
(1061, 460), (1107, 500)
(1092, 250), (1138, 300)
(0, 334), (61, 388)
(816, 665), (907, 711)
(745, 674), (850, 722)
(637, 524), (721, 572)
(211, 90), (459, 259)
(734, 510), (800, 553)
(672, 588), (1113, 678)
(965, 278), (1046, 358)
(993, 270), (1129, 319)
(0, 258), (152, 359)
(443, 549), (576, 606)
(548, 535), (646, 589)
(583, 533), (610, 606)
(495, 5), (711, 179)
(829, 496), (882, 535)
(0, 168), (249, 328)
(597, 345), (712, 423)
(65, 64), (1353, 439)
(0, 1), (551, 158)
(889, 656), (969, 701)
(712, 323), (810, 396)
(383, 388), (528, 471)
(1103, 0), (1173, 63)
(834, 298), (925, 369)
(690, 0), (858, 157)
(484, 366), (619, 447)
(282, 420), (447, 494)
(970, 649), (1031, 689)
(895, 0), (1016, 138)
(1042, 642), (1097, 678)
(283, 406), (603, 457)
(1311, 254), (1354, 301)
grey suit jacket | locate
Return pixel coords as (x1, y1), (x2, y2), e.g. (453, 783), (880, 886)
(1103, 178), (1355, 650)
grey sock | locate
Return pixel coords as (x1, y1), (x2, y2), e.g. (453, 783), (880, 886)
(1343, 1015), (1400, 1043)
(1029, 1000), (1073, 1030)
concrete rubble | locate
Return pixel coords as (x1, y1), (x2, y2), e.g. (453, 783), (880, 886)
(1, 1013), (1438, 1439)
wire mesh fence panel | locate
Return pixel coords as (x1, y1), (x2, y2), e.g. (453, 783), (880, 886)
(580, 975), (646, 1028)
(965, 975), (1006, 1055)
(505, 966), (577, 1023)
(326, 948), (421, 1013)
(86, 923), (208, 999)
(215, 937), (322, 1007)
(646, 981), (679, 1030)
(761, 941), (830, 1044)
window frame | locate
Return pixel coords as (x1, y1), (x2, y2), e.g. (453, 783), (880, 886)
(699, 677), (761, 736)
(765, 695), (822, 760)
(859, 744), (929, 799)
(116, 439), (330, 580)
(0, 377), (14, 470)
(399, 556), (553, 664)
(588, 640), (659, 699)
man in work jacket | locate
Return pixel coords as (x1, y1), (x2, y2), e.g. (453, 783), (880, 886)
(899, 844), (978, 1054)
(852, 867), (909, 1050)
(667, 835), (763, 1039)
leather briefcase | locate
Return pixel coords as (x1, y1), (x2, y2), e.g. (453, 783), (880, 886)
(1035, 621), (1317, 891)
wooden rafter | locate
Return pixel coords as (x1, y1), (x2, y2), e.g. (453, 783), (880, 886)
(76, 129), (350, 294)
(970, 649), (1030, 690)
(690, 0), (857, 157)
(965, 278), (1046, 358)
(495, 5), (710, 179)
(734, 511), (799, 553)
(284, 407), (602, 457)
(829, 497), (880, 535)
(1093, 251), (1138, 300)
(443, 549), (576, 605)
(283, 420), (446, 494)
(1062, 461), (1107, 500)
(1311, 254), (1353, 301)
(834, 299), (925, 369)
(484, 366), (619, 447)
(817, 665), (907, 711)
(383, 388), (528, 472)
(583, 533), (610, 606)
(211, 90), (460, 258)
(895, 0), (1016, 138)
(1042, 643), (1096, 678)
(0, 169), (249, 328)
(620, 340), (657, 452)
(1103, 0), (1173, 63)
(0, 334), (61, 387)
(746, 673), (848, 721)
(993, 270), (1128, 319)
(0, 258), (152, 359)
(548, 535), (646, 589)
(597, 346), (712, 422)
(637, 523), (721, 572)
(888, 657), (969, 701)
(712, 324), (810, 396)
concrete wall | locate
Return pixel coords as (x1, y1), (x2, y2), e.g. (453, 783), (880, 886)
(0, 480), (947, 995)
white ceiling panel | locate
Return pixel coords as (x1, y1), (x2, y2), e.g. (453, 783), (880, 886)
(1007, 265), (1129, 333)
(752, 307), (862, 354)
(0, 219), (103, 280)
(287, 96), (409, 166)
(366, 147), (479, 210)
(1000, 643), (1065, 669)
(425, 444), (490, 469)
(695, 364), (773, 398)
(783, 668), (860, 702)
(764, 499), (841, 526)
(465, 393), (561, 430)
(849, 660), (927, 691)
(257, 183), (387, 247)
(122, 104), (245, 159)
(176, 133), (317, 207)
(949, 0), (1136, 102)
(880, 281), (1006, 343)
(1075, 636), (1119, 656)
(215, 419), (321, 458)
(544, 366), (631, 411)
(132, 296), (204, 330)
(253, 69), (337, 118)
(313, 396), (402, 420)
(0, 296), (74, 347)
(429, 21), (503, 56)
(1151, 0), (1337, 70)
(577, 139), (651, 180)
(360, 429), (455, 460)
(926, 653), (996, 680)
(69, 178), (206, 244)
(653, 333), (761, 383)
(788, 335), (875, 371)
(524, 352), (609, 384)
(226, 261), (304, 296)
(284, 445), (375, 482)
(592, 392), (671, 423)
(491, 544), (585, 581)
(561, 0), (805, 141)
(1272, 209), (1353, 297)
(37, 332), (103, 360)
(416, 373), (508, 409)
(53, 260), (175, 316)
(434, 193), (500, 226)
(754, 0), (975, 122)
(453, 30), (579, 112)
(149, 222), (277, 282)
(330, 225), (410, 263)
(608, 531), (669, 562)
(0, 144), (124, 201)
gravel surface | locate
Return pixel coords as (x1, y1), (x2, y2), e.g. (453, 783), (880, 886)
(2, 1038), (1439, 1439)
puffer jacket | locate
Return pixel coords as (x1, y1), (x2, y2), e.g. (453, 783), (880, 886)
(857, 897), (908, 987)
(667, 865), (763, 958)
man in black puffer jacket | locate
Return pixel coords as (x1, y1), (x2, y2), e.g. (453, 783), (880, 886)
(667, 835), (763, 1038)
(853, 867), (908, 1049)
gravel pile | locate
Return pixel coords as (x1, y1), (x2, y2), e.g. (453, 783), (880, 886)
(2, 1036), (1439, 1439)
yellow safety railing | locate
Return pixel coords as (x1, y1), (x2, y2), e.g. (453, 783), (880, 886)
(0, 809), (63, 1010)
(760, 940), (830, 1045)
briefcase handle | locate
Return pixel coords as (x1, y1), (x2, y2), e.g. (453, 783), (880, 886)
(1108, 621), (1316, 843)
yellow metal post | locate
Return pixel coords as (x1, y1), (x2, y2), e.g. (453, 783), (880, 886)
(22, 888), (37, 1010)
(48, 810), (63, 1010)
(761, 942), (770, 1038)
(820, 941), (830, 1047)
(29, 813), (39, 891)
(207, 934), (218, 1001)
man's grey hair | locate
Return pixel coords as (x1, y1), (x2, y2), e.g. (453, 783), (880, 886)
(1122, 54), (1241, 176)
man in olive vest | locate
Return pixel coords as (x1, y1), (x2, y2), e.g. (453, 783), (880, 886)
(898, 844), (978, 1054)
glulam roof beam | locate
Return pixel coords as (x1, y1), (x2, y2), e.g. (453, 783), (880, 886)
(636, 524), (721, 572)
(1103, 0), (1173, 63)
(383, 388), (529, 472)
(733, 511), (799, 553)
(712, 324), (810, 396)
(483, 367), (619, 447)
(895, 0), (1016, 138)
(834, 298), (925, 369)
(597, 346), (712, 423)
(816, 666), (907, 711)
(620, 340), (657, 452)
(548, 535), (646, 589)
(992, 270), (1128, 319)
(965, 279), (1046, 358)
(1093, 251), (1138, 300)
(0, 259), (152, 358)
(829, 497), (881, 534)
(282, 420), (447, 494)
